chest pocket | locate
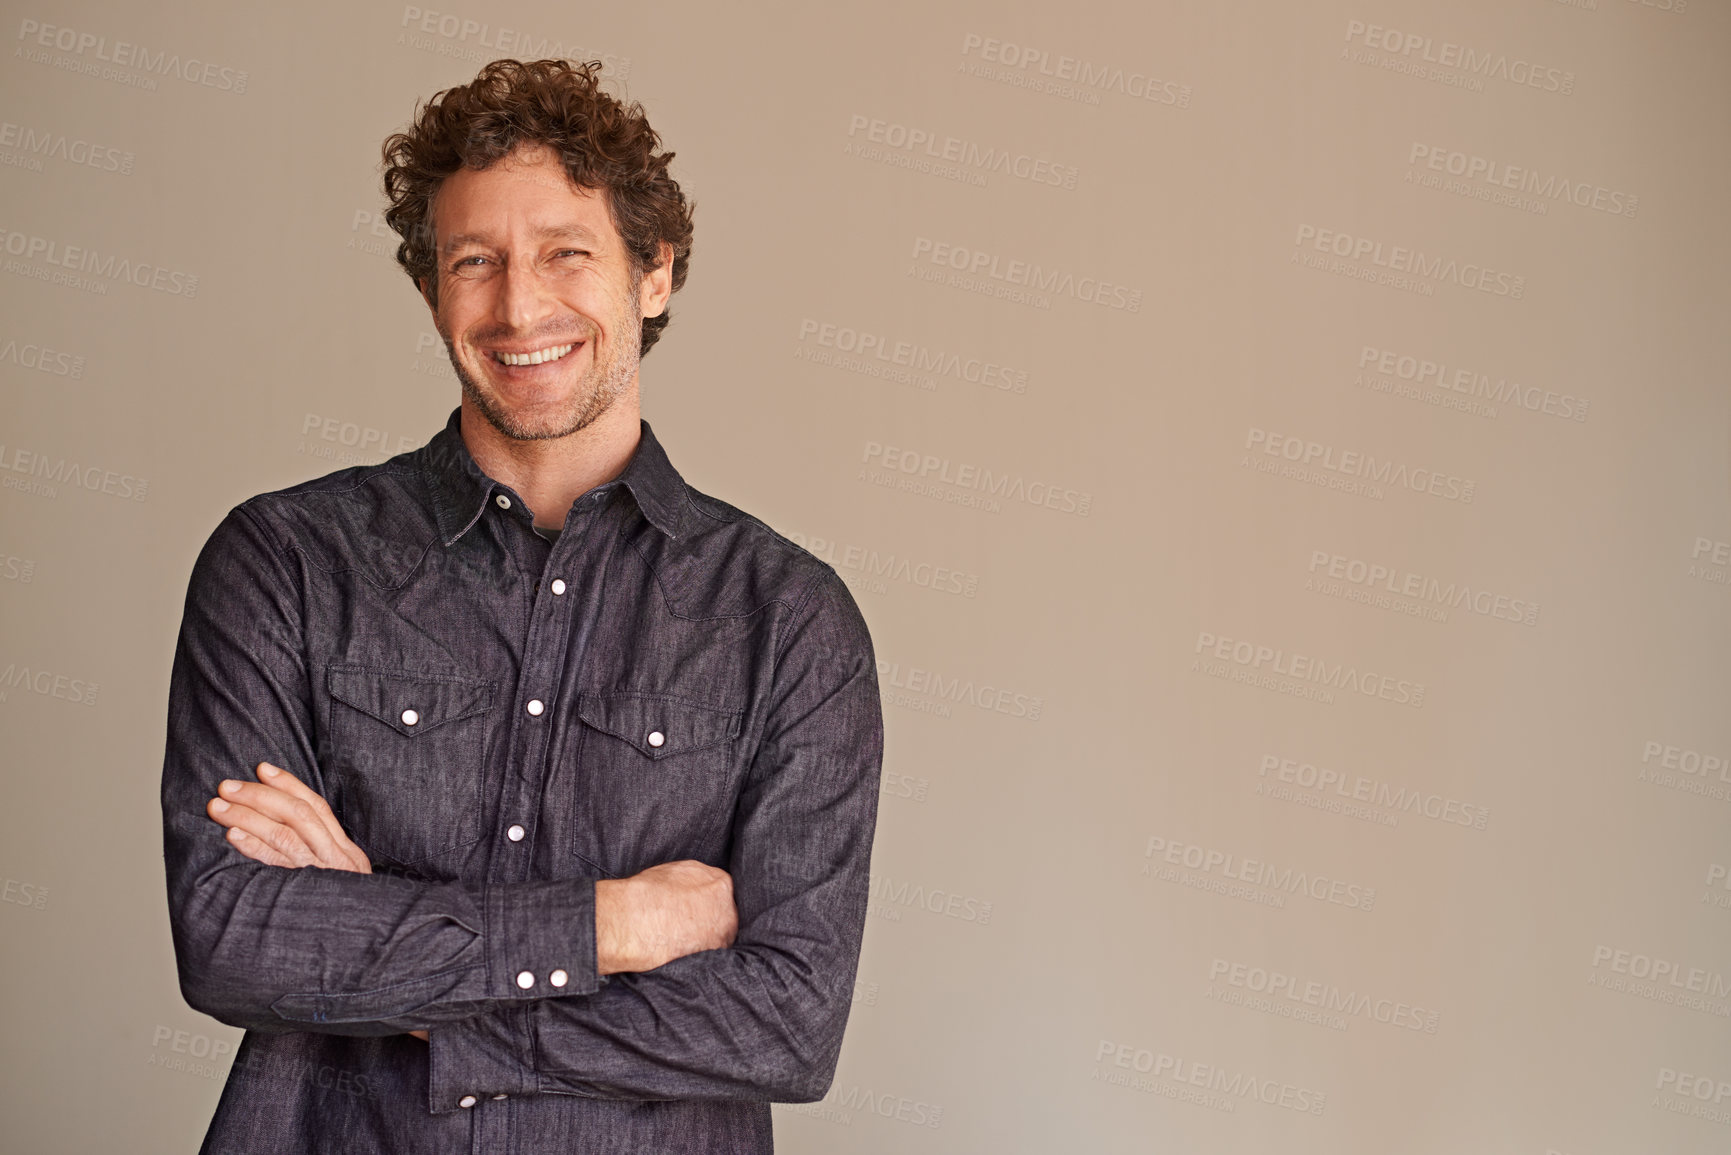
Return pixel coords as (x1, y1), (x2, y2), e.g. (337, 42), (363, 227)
(325, 664), (493, 870)
(569, 691), (744, 875)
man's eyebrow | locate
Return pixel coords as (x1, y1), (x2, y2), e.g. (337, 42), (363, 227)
(441, 225), (602, 254)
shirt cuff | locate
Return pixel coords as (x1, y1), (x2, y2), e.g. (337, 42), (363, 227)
(426, 878), (599, 1115)
(483, 877), (600, 1001)
(427, 1005), (538, 1114)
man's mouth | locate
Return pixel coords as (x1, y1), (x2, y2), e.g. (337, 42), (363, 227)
(489, 341), (580, 367)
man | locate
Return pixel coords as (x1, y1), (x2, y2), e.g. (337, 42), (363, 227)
(160, 58), (883, 1154)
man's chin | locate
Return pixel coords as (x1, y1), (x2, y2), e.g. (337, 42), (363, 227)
(462, 380), (611, 443)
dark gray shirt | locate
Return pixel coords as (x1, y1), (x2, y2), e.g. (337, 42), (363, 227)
(160, 408), (883, 1154)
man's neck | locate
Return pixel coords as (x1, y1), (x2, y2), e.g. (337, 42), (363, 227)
(459, 394), (642, 533)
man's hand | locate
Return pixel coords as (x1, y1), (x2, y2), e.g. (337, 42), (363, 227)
(206, 761), (372, 874)
(205, 763), (429, 1040)
(595, 861), (738, 975)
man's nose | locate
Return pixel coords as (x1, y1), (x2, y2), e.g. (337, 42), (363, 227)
(494, 259), (558, 332)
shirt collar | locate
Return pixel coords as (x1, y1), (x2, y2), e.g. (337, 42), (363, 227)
(419, 406), (685, 547)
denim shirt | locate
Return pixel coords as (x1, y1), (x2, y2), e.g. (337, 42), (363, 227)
(159, 407), (883, 1154)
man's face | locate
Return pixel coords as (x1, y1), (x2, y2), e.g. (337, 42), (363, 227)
(422, 144), (665, 441)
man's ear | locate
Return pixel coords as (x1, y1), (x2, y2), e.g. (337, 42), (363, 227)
(640, 241), (674, 319)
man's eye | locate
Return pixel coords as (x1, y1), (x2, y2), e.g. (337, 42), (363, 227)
(556, 250), (586, 259)
(454, 256), (487, 269)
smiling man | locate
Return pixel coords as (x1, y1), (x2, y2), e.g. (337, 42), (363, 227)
(160, 59), (882, 1154)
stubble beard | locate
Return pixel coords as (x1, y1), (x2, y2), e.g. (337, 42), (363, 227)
(442, 273), (643, 443)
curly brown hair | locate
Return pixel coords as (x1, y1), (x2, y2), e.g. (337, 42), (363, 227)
(381, 58), (693, 356)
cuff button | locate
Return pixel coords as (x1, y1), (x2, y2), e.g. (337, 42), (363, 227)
(458, 1095), (478, 1109)
(516, 970), (536, 989)
(550, 969), (569, 988)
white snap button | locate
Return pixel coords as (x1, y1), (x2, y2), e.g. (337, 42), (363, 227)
(494, 494), (511, 509)
(550, 969), (568, 988)
(401, 709), (419, 726)
(491, 1093), (508, 1100)
(551, 579), (566, 595)
(516, 970), (535, 989)
(459, 1095), (478, 1108)
(647, 731), (665, 748)
(507, 824), (525, 842)
(527, 699), (544, 716)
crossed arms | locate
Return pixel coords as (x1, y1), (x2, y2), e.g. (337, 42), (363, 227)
(160, 506), (883, 1111)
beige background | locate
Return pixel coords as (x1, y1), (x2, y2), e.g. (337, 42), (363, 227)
(2, 0), (1728, 1151)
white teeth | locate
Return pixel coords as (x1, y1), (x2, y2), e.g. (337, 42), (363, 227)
(494, 342), (576, 366)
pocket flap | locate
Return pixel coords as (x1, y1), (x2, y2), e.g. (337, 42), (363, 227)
(576, 692), (741, 759)
(327, 665), (493, 737)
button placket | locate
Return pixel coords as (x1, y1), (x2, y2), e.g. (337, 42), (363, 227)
(483, 490), (627, 1048)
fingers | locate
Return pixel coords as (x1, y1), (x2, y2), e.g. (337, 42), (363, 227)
(205, 763), (371, 873)
(248, 763), (371, 873)
(214, 773), (342, 866)
(252, 763), (345, 840)
(206, 798), (312, 868)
